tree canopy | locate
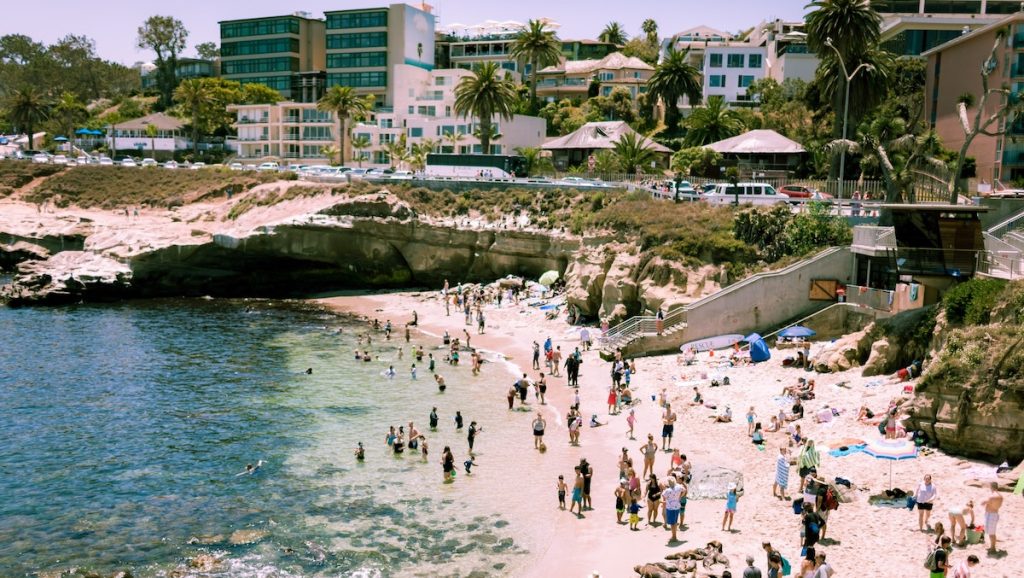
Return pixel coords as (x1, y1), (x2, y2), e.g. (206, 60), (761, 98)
(137, 15), (189, 110)
(454, 62), (518, 154)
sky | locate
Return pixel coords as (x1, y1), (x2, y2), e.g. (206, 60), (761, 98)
(1, 0), (811, 65)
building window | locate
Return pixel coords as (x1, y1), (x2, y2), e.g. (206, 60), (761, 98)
(409, 127), (424, 137)
(727, 54), (744, 68)
(325, 11), (387, 29)
(354, 132), (371, 142)
(738, 75), (754, 88)
(236, 76), (291, 91)
(709, 53), (723, 68)
(326, 32), (387, 50)
(301, 109), (333, 123)
(416, 106), (436, 116)
(302, 126), (333, 140)
(374, 151), (390, 164)
(326, 71), (388, 88)
(220, 18), (300, 39)
(222, 57), (299, 75)
(709, 74), (725, 88)
(601, 86), (612, 96)
(379, 118), (393, 128)
(502, 62), (517, 72)
(326, 51), (387, 69)
(435, 76), (446, 86)
(221, 38), (300, 57)
(748, 54), (762, 69)
(379, 133), (395, 145)
(599, 72), (614, 81)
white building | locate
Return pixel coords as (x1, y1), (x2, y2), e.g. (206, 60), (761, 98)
(702, 46), (767, 104)
(107, 113), (189, 154)
(229, 64), (546, 166)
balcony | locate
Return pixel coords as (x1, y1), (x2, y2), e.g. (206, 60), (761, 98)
(282, 116), (301, 124)
(237, 117), (269, 124)
(851, 225), (896, 257)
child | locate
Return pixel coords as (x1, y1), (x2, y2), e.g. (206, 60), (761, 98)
(464, 456), (476, 475)
(354, 442), (365, 461)
(557, 475), (568, 510)
(626, 409), (637, 440)
(723, 482), (738, 531)
(628, 495), (641, 530)
(410, 363), (417, 380)
(746, 406), (756, 436)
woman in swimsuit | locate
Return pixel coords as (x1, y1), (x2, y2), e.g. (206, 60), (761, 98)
(641, 434), (658, 478)
(441, 446), (454, 481)
(646, 474), (662, 524)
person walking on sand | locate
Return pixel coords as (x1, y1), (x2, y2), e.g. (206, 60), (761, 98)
(537, 373), (547, 405)
(507, 384), (516, 410)
(722, 482), (739, 531)
(641, 434), (658, 479)
(614, 480), (629, 524)
(532, 341), (541, 370)
(982, 481), (1003, 552)
(551, 346), (562, 377)
(557, 475), (568, 510)
(532, 413), (546, 449)
(626, 408), (637, 440)
(773, 446), (791, 500)
(914, 474), (937, 531)
(662, 404), (677, 451)
(662, 477), (684, 542)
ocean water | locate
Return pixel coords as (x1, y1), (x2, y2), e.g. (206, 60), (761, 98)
(0, 299), (550, 577)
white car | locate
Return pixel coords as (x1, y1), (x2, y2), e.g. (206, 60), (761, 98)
(75, 156), (90, 165)
(120, 158), (137, 168)
(163, 160), (179, 169)
(52, 155), (69, 165)
(704, 182), (791, 206)
(390, 170), (414, 180)
(190, 162), (206, 170)
(140, 158), (158, 167)
(98, 157), (114, 166)
(32, 153), (50, 164)
(228, 162), (244, 171)
(257, 162), (280, 172)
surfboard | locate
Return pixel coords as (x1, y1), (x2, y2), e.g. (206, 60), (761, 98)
(679, 334), (745, 353)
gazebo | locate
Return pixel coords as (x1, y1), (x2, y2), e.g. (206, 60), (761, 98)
(703, 129), (805, 173)
(542, 121), (671, 171)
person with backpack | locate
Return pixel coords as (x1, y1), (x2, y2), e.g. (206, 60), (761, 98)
(925, 535), (952, 578)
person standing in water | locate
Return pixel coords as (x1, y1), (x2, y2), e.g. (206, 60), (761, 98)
(533, 412), (546, 449)
(468, 421), (481, 454)
(429, 407), (439, 430)
(354, 443), (365, 461)
(441, 446), (455, 482)
(454, 411), (464, 430)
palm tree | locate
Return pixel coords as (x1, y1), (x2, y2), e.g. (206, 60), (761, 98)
(511, 19), (562, 111)
(443, 130), (465, 153)
(320, 144), (341, 165)
(385, 134), (411, 170)
(410, 139), (437, 171)
(472, 124), (503, 154)
(611, 131), (657, 175)
(52, 92), (87, 146)
(173, 78), (210, 155)
(7, 87), (50, 149)
(641, 19), (659, 45)
(454, 62), (517, 155)
(514, 146), (554, 176)
(350, 134), (371, 167)
(145, 123), (159, 159)
(593, 150), (618, 175)
(805, 0), (883, 139)
(599, 22), (628, 45)
(647, 47), (702, 134)
(317, 86), (372, 168)
(684, 96), (745, 146)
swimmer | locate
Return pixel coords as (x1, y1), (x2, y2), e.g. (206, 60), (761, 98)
(354, 442), (365, 461)
(305, 368), (313, 375)
(429, 407), (439, 429)
(386, 365), (396, 378)
(235, 460), (264, 476)
(435, 374), (446, 392)
(428, 353), (436, 373)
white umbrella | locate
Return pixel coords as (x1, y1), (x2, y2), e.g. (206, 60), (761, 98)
(863, 438), (918, 490)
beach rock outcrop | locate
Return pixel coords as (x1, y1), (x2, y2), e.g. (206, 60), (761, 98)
(564, 245), (615, 318)
(1, 251), (131, 306)
(861, 338), (896, 377)
(599, 250), (640, 323)
(816, 326), (870, 373)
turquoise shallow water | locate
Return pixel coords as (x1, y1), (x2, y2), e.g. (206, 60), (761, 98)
(0, 299), (542, 577)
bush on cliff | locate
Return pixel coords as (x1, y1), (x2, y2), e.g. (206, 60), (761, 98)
(942, 278), (1007, 325)
(0, 160), (66, 190)
(23, 166), (281, 209)
(733, 202), (852, 262)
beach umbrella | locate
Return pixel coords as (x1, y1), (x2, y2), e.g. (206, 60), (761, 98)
(863, 438), (918, 490)
(779, 325), (816, 338)
(53, 136), (68, 142)
(75, 128), (92, 135)
(538, 270), (559, 286)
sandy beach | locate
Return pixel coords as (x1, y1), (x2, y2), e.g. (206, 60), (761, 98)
(320, 286), (1023, 578)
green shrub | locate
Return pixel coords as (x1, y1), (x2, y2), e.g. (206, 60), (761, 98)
(942, 278), (1007, 325)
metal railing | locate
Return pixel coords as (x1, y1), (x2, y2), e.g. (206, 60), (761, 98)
(852, 226), (896, 251)
(600, 307), (687, 352)
(987, 208), (1024, 237)
(844, 284), (894, 312)
(977, 250), (1024, 280)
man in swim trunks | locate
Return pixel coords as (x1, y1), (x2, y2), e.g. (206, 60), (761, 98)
(533, 413), (546, 449)
(982, 481), (1003, 552)
(580, 458), (593, 510)
(570, 466), (584, 515)
(662, 404), (677, 451)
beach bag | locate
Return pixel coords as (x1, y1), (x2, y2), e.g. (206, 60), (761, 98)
(792, 498), (804, 515)
(723, 376), (730, 385)
(780, 556), (792, 576)
(923, 547), (942, 570)
(905, 496), (917, 510)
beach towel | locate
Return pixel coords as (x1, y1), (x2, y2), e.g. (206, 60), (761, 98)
(828, 444), (865, 458)
(776, 455), (790, 488)
(816, 409), (833, 423)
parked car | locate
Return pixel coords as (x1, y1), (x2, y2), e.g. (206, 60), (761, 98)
(120, 158), (137, 168)
(779, 184), (816, 198)
(704, 182), (791, 206)
(140, 158), (158, 167)
(98, 156), (114, 166)
(32, 153), (50, 164)
(702, 183), (717, 195)
(163, 160), (179, 169)
(257, 162), (280, 172)
(75, 156), (90, 165)
(190, 162), (206, 170)
(51, 155), (70, 165)
(390, 170), (415, 180)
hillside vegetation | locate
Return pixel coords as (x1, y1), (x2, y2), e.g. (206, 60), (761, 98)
(0, 161), (66, 198)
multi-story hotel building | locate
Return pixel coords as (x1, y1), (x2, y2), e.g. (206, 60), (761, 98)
(218, 12), (326, 101)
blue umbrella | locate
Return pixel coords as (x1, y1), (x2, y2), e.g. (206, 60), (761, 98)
(54, 136), (68, 142)
(75, 128), (92, 135)
(779, 325), (816, 338)
(90, 129), (104, 135)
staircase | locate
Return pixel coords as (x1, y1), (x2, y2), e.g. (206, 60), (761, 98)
(977, 206), (1024, 280)
(600, 306), (687, 353)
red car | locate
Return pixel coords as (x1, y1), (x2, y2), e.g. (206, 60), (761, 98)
(779, 184), (816, 198)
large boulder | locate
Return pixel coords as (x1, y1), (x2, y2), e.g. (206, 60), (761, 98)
(815, 325), (871, 373)
(637, 257), (722, 313)
(564, 246), (615, 318)
(862, 338), (897, 377)
(599, 250), (640, 323)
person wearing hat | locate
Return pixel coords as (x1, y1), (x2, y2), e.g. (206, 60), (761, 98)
(723, 482), (739, 532)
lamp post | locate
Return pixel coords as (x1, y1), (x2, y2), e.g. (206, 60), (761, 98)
(824, 37), (873, 200)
